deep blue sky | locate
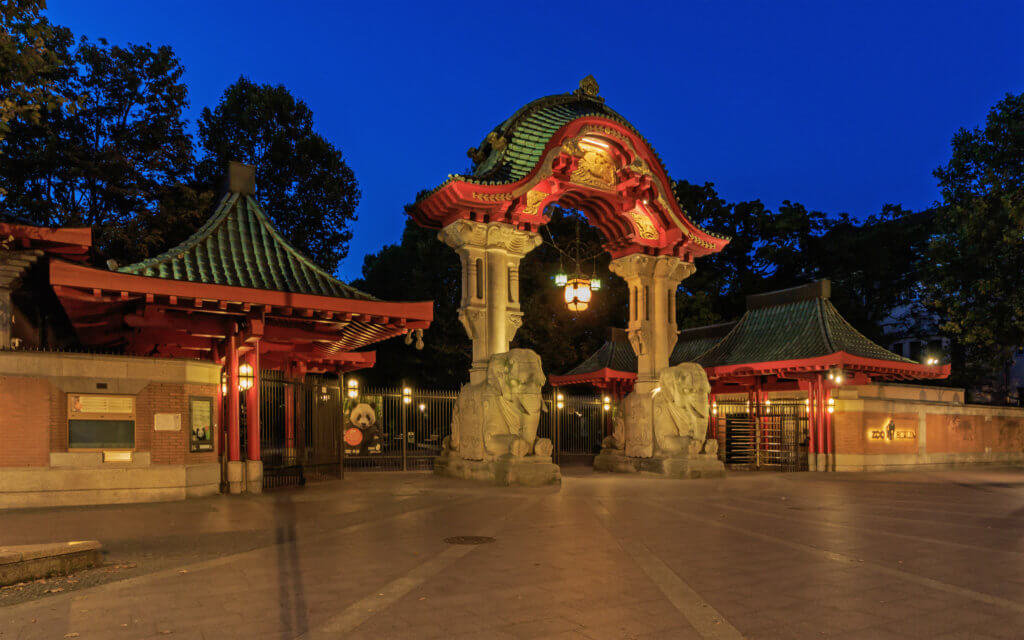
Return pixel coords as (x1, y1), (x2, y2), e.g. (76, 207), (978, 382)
(47, 1), (1023, 281)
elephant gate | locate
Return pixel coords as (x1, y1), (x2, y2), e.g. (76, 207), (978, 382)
(407, 77), (731, 485)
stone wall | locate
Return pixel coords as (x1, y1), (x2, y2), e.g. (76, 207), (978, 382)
(832, 383), (1024, 471)
(0, 351), (222, 508)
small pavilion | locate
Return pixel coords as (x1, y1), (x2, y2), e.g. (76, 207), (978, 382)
(552, 280), (950, 470)
(33, 163), (432, 493)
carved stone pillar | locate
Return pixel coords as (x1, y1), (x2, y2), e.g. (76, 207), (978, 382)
(609, 254), (695, 393)
(439, 220), (541, 383)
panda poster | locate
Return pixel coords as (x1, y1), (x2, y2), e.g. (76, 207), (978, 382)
(343, 395), (384, 456)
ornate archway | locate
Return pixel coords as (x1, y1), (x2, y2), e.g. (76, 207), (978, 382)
(409, 77), (729, 482)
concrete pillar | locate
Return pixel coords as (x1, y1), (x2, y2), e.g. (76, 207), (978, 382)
(438, 220), (541, 384)
(244, 347), (262, 494)
(609, 254), (695, 393)
(226, 333), (243, 494)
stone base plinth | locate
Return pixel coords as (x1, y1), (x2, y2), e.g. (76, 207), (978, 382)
(227, 461), (244, 495)
(434, 454), (561, 487)
(594, 450), (725, 479)
(245, 460), (263, 494)
(593, 449), (639, 474)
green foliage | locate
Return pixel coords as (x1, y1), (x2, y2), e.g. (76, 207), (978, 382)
(810, 205), (935, 345)
(672, 180), (826, 324)
(352, 211), (468, 387)
(196, 77), (360, 273)
(513, 206), (628, 377)
(0, 1), (73, 145)
(0, 36), (205, 262)
(928, 92), (1024, 394)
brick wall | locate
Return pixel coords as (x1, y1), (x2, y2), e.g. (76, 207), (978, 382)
(136, 382), (218, 464)
(0, 376), (50, 466)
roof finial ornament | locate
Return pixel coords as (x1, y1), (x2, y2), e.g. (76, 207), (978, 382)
(575, 75), (603, 102)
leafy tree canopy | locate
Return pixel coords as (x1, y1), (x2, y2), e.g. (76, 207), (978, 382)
(196, 77), (360, 273)
(0, 0), (73, 145)
(0, 36), (205, 262)
(928, 92), (1024, 394)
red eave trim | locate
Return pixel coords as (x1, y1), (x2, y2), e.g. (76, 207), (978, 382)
(549, 367), (637, 387)
(50, 260), (433, 323)
(0, 222), (92, 250)
(703, 352), (950, 381)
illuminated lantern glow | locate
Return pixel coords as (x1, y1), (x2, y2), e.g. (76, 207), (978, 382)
(347, 378), (359, 399)
(402, 387), (412, 405)
(554, 272), (568, 287)
(564, 277), (592, 312)
(590, 278), (602, 291)
(238, 363), (254, 391)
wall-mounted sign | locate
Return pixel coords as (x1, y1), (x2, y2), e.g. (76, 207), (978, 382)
(869, 420), (916, 442)
(155, 413), (181, 431)
(190, 396), (215, 452)
(68, 394), (135, 449)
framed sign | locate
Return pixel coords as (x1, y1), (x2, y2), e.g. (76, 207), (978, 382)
(190, 396), (215, 452)
(68, 394), (135, 449)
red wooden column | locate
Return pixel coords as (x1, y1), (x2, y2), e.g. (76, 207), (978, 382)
(245, 347), (260, 462)
(226, 332), (243, 494)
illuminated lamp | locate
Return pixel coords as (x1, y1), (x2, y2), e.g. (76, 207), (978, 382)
(554, 272), (568, 287)
(711, 402), (718, 415)
(238, 363), (254, 391)
(418, 403), (426, 412)
(220, 371), (227, 395)
(590, 278), (602, 291)
(564, 277), (592, 312)
(347, 379), (359, 399)
(402, 387), (412, 405)
(827, 397), (835, 414)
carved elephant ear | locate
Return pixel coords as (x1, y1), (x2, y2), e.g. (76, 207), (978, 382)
(486, 352), (514, 399)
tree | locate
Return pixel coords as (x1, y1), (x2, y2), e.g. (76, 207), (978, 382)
(928, 92), (1024, 398)
(807, 206), (935, 346)
(672, 180), (827, 323)
(513, 206), (628, 377)
(0, 1), (73, 146)
(196, 78), (359, 273)
(352, 214), (468, 387)
(0, 37), (204, 262)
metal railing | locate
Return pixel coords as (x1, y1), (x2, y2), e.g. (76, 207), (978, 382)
(715, 400), (808, 471)
(341, 387), (607, 471)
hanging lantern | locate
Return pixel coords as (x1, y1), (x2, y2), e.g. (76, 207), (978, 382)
(564, 276), (592, 312)
(238, 364), (254, 389)
(554, 272), (568, 287)
(590, 278), (601, 291)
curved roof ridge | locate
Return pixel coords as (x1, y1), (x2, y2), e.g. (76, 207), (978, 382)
(119, 192), (377, 301)
(821, 298), (916, 364)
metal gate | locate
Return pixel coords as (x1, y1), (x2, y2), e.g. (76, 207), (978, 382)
(715, 400), (809, 471)
(248, 372), (343, 489)
(341, 387), (607, 471)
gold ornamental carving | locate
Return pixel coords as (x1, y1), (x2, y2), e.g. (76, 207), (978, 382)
(523, 190), (549, 216)
(471, 192), (515, 202)
(571, 149), (617, 190)
(628, 210), (659, 240)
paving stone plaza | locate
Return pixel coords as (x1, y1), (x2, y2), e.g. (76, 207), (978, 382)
(2, 469), (1023, 639)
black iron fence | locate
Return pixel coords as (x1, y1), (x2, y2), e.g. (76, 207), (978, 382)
(340, 387), (608, 471)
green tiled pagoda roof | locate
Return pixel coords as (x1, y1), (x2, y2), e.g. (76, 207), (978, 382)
(562, 329), (637, 376)
(697, 281), (915, 368)
(670, 322), (737, 365)
(418, 78), (729, 241)
(471, 93), (634, 184)
(118, 192), (376, 300)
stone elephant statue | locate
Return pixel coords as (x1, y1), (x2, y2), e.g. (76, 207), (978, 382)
(652, 362), (716, 457)
(444, 349), (552, 461)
